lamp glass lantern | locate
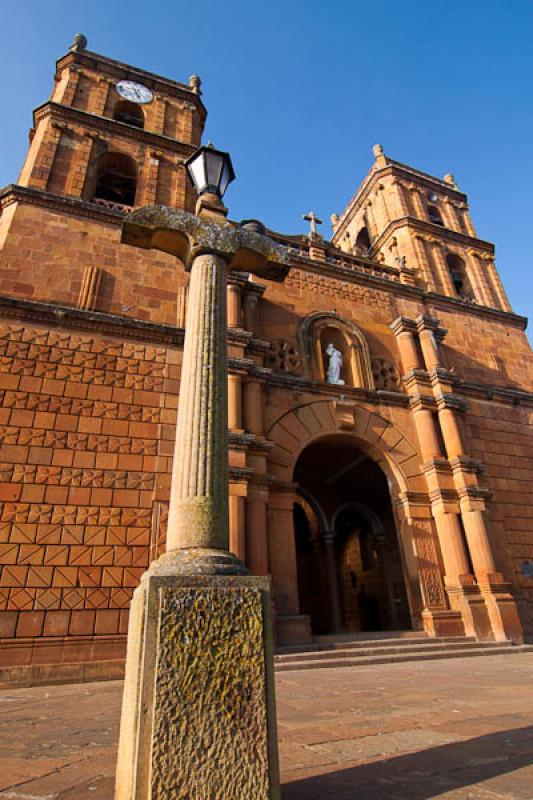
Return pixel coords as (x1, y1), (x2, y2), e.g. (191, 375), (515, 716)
(184, 144), (235, 199)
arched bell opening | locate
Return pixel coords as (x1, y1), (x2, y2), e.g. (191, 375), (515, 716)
(89, 152), (138, 209)
(113, 100), (145, 129)
(354, 225), (371, 255)
(293, 434), (412, 636)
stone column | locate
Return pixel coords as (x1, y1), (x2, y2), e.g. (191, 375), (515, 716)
(115, 204), (290, 800)
(432, 511), (471, 585)
(246, 487), (270, 575)
(375, 535), (400, 629)
(244, 378), (264, 435)
(390, 317), (422, 374)
(268, 491), (312, 646)
(227, 281), (242, 328)
(176, 284), (188, 328)
(229, 492), (246, 562)
(429, 239), (456, 296)
(166, 252), (229, 552)
(484, 256), (513, 312)
(228, 373), (243, 431)
(323, 532), (343, 634)
(243, 291), (259, 333)
(365, 202), (378, 238)
(418, 327), (441, 372)
(408, 187), (426, 220)
(411, 400), (443, 461)
(413, 235), (434, 290)
(391, 180), (409, 217)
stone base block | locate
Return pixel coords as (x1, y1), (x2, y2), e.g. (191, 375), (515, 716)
(483, 589), (524, 643)
(115, 564), (279, 799)
(421, 609), (465, 638)
(275, 614), (312, 647)
(447, 586), (494, 640)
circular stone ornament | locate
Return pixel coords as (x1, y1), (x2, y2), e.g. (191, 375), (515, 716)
(116, 80), (153, 104)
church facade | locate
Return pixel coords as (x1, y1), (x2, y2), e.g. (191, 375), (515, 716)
(0, 38), (532, 685)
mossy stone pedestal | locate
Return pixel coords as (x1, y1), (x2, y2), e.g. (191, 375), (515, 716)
(115, 552), (279, 799)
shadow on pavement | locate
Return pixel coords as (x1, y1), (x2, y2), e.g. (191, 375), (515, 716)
(283, 725), (533, 799)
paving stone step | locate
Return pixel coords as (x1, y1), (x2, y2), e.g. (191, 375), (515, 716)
(277, 635), (478, 656)
(275, 639), (513, 663)
(274, 644), (533, 672)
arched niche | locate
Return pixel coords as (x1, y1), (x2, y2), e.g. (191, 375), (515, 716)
(299, 312), (375, 389)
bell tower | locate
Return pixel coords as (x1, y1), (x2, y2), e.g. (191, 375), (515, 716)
(331, 145), (511, 312)
(0, 35), (206, 321)
(18, 33), (206, 212)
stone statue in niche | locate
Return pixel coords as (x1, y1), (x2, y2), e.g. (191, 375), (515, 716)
(325, 343), (345, 385)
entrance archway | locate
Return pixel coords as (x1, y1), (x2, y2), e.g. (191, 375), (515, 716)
(293, 434), (411, 636)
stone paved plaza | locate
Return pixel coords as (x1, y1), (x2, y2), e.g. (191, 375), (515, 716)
(0, 653), (532, 799)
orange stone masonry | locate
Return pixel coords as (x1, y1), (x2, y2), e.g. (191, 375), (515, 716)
(0, 39), (532, 685)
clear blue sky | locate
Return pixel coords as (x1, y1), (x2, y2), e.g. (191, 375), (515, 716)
(1, 1), (532, 324)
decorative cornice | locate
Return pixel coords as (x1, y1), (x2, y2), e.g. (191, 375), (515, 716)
(368, 216), (494, 259)
(1, 185), (527, 331)
(0, 184), (126, 226)
(452, 378), (533, 406)
(265, 371), (410, 407)
(55, 49), (207, 118)
(33, 102), (197, 158)
(0, 295), (264, 358)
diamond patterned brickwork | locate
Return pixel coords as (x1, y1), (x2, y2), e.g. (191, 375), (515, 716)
(0, 321), (177, 641)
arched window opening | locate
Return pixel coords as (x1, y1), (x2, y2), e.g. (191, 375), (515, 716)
(354, 226), (371, 255)
(113, 100), (144, 129)
(446, 253), (474, 300)
(427, 205), (444, 226)
(92, 152), (137, 208)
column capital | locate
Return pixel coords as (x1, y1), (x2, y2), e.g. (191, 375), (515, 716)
(403, 370), (432, 392)
(458, 485), (492, 509)
(435, 393), (468, 413)
(428, 366), (455, 386)
(415, 314), (441, 333)
(409, 394), (437, 412)
(390, 316), (418, 336)
(429, 489), (460, 515)
(122, 206), (290, 280)
(450, 455), (484, 475)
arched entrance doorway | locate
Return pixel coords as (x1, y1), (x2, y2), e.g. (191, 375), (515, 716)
(293, 435), (411, 636)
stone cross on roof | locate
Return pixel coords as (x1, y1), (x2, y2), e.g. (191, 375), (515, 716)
(303, 211), (323, 238)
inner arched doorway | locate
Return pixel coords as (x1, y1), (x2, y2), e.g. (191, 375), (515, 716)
(293, 435), (412, 636)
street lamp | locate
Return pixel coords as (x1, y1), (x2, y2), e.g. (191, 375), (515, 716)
(184, 143), (235, 199)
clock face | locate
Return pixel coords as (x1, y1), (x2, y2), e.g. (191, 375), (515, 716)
(116, 80), (153, 104)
